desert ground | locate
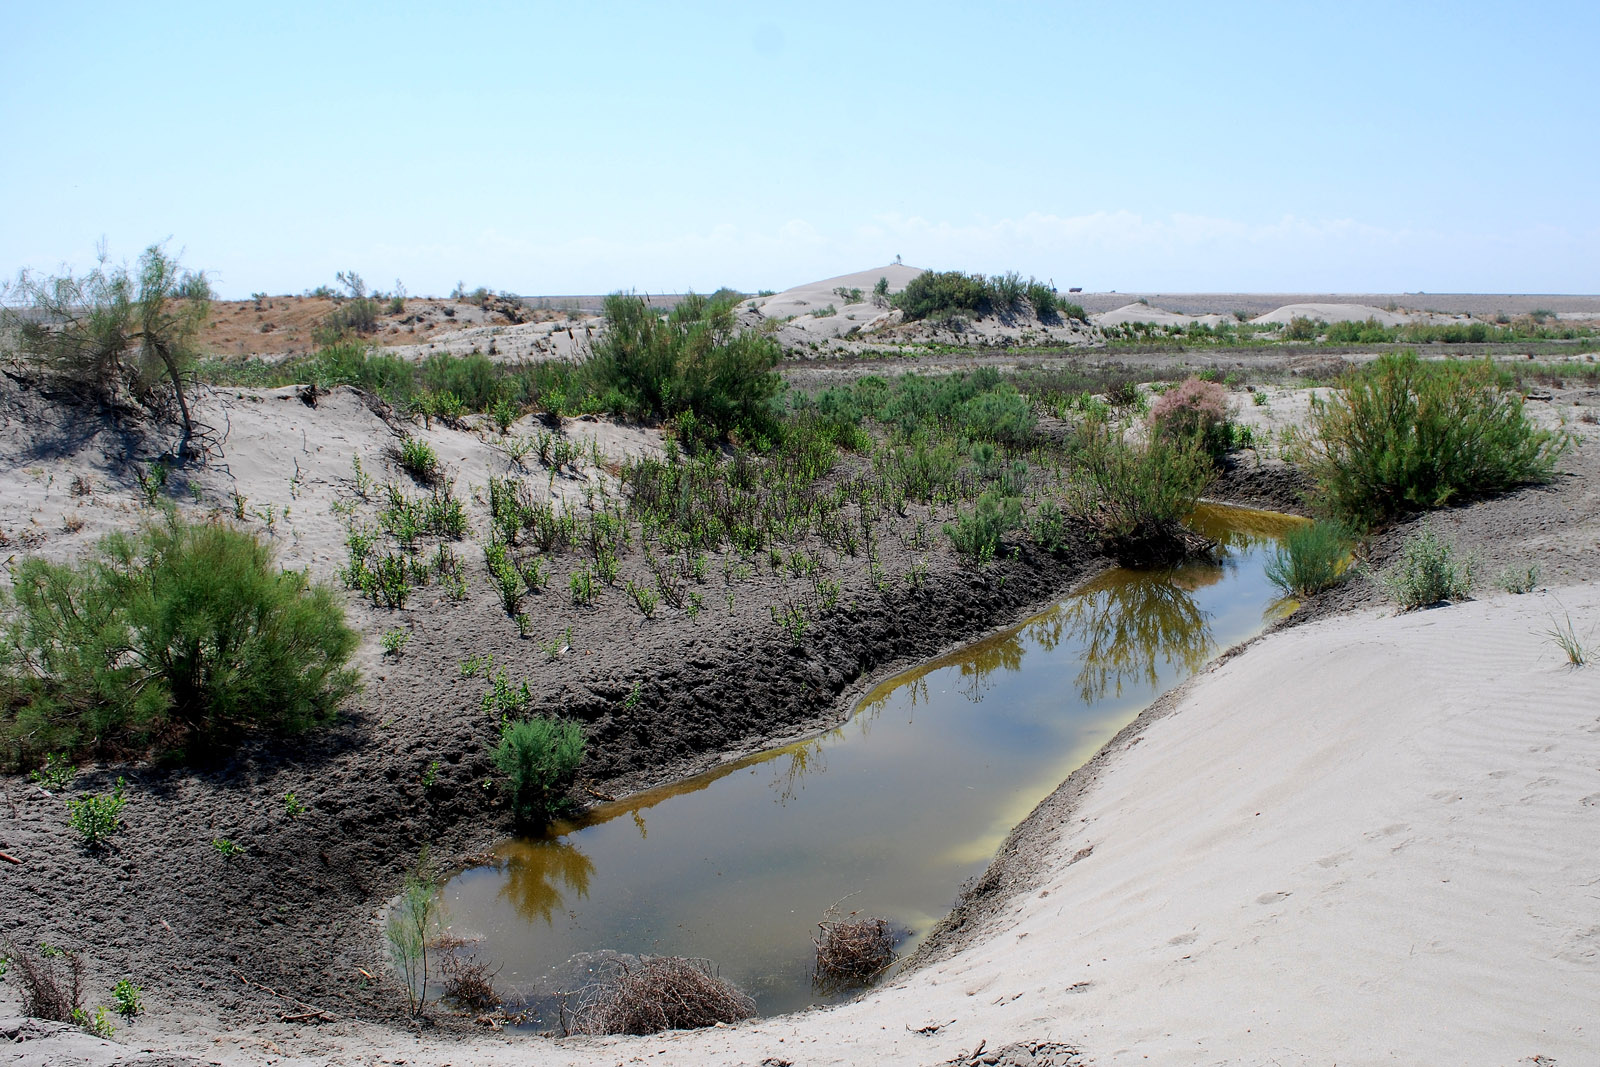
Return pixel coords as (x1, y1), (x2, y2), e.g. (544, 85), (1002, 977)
(2, 269), (1599, 1065)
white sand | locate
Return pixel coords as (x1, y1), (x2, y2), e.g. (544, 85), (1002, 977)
(1249, 302), (1458, 328)
(52, 584), (1593, 1066)
(1094, 303), (1237, 329)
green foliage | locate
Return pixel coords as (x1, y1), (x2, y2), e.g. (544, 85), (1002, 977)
(892, 270), (1062, 322)
(386, 852), (440, 1016)
(483, 540), (525, 617)
(381, 628), (411, 656)
(317, 296), (381, 342)
(29, 752), (76, 791)
(2, 516), (359, 764)
(212, 837), (245, 859)
(570, 566), (599, 606)
(1544, 613), (1589, 667)
(587, 291), (782, 449)
(1304, 353), (1568, 529)
(944, 492), (1023, 562)
(66, 778), (127, 848)
(72, 1005), (116, 1039)
(1264, 521), (1354, 597)
(398, 437), (440, 485)
(1494, 562), (1540, 595)
(1064, 420), (1215, 561)
(112, 978), (143, 1019)
(2, 243), (212, 453)
(283, 791), (308, 818)
(1382, 526), (1473, 610)
(1284, 316), (1321, 341)
(491, 716), (585, 827)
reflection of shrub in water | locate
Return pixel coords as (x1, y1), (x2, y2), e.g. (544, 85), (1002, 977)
(1063, 571), (1215, 704)
(952, 634), (1026, 703)
(498, 838), (597, 925)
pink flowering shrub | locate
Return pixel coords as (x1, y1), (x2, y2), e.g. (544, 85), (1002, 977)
(1149, 377), (1231, 456)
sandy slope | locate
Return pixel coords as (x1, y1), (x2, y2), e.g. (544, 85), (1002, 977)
(28, 585), (1592, 1066)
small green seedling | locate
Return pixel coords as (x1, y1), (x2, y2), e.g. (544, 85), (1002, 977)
(381, 628), (411, 656)
(72, 1006), (116, 1039)
(112, 978), (144, 1019)
(212, 838), (246, 859)
(30, 753), (76, 792)
(66, 778), (128, 848)
(284, 792), (308, 819)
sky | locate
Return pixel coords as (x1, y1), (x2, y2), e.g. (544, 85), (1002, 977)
(3, 1), (1597, 298)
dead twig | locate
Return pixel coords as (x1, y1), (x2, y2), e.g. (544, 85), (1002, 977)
(230, 970), (339, 1022)
(0, 850), (22, 865)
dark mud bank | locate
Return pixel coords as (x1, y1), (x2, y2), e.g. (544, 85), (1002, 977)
(1, 532), (1109, 1027)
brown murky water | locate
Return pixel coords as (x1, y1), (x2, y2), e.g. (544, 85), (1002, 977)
(437, 504), (1303, 1023)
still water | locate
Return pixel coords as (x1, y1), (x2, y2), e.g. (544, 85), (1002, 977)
(438, 504), (1302, 1023)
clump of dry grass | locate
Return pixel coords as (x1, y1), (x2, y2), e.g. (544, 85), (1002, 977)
(572, 956), (755, 1035)
(813, 912), (896, 988)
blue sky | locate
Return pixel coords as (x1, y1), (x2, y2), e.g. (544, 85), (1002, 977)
(3, 1), (1596, 297)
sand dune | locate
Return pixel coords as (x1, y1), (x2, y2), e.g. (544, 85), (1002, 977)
(1094, 303), (1236, 328)
(1248, 301), (1456, 327)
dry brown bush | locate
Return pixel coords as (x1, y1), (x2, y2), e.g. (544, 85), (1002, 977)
(3, 941), (84, 1021)
(573, 956), (755, 1035)
(813, 913), (895, 988)
(434, 936), (500, 1012)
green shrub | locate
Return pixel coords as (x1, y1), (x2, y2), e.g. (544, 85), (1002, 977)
(66, 778), (127, 848)
(587, 292), (781, 449)
(1382, 526), (1473, 610)
(1064, 420), (1215, 562)
(29, 753), (76, 791)
(891, 269), (1060, 322)
(112, 978), (143, 1019)
(2, 244), (212, 456)
(1265, 521), (1354, 597)
(944, 492), (1022, 562)
(893, 270), (990, 320)
(492, 716), (585, 827)
(2, 516), (359, 763)
(1304, 353), (1568, 529)
(398, 437), (440, 485)
(1495, 562), (1540, 595)
(386, 853), (440, 1016)
(318, 296), (380, 341)
(1284, 316), (1321, 341)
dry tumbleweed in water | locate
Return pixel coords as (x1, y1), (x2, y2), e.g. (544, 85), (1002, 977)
(813, 914), (895, 987)
(573, 955), (755, 1035)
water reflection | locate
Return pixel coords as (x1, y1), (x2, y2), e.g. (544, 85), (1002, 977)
(497, 839), (596, 925)
(769, 735), (830, 804)
(440, 504), (1306, 1026)
(1064, 568), (1216, 704)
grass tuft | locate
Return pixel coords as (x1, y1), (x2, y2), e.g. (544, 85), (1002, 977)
(1264, 521), (1354, 598)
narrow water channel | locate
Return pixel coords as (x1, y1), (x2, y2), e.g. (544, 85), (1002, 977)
(438, 504), (1302, 1024)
